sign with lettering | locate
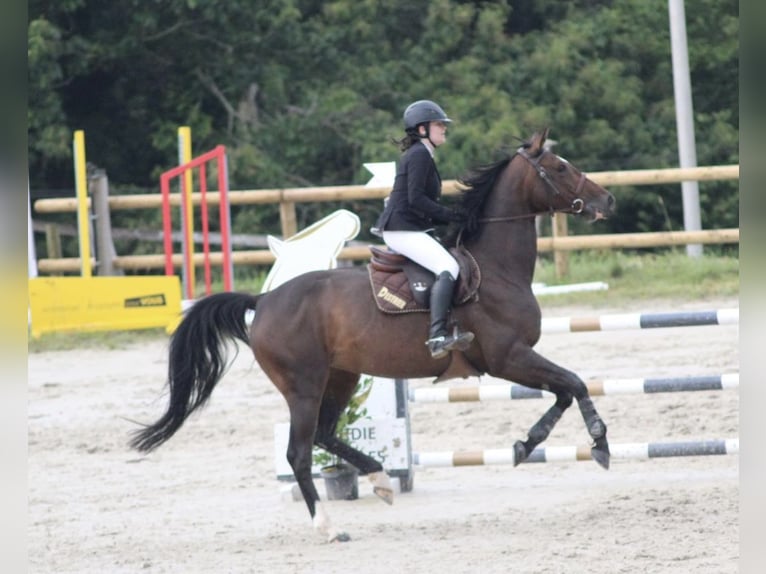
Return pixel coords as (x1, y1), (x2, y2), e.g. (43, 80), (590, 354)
(28, 276), (182, 338)
(273, 417), (410, 480)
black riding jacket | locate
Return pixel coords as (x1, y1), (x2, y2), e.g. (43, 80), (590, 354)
(375, 141), (461, 232)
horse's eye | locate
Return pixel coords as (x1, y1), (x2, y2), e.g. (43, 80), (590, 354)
(556, 162), (567, 172)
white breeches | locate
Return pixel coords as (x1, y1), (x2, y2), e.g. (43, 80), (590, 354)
(382, 231), (460, 280)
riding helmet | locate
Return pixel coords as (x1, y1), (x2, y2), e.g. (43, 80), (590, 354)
(403, 100), (452, 130)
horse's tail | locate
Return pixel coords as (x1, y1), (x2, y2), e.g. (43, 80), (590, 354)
(130, 291), (260, 453)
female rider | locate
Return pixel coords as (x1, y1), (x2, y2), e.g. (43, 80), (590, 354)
(373, 100), (474, 359)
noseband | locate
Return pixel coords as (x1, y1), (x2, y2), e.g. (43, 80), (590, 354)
(478, 148), (587, 224)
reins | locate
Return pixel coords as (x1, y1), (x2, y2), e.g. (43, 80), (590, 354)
(476, 148), (586, 224)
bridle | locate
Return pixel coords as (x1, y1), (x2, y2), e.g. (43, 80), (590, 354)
(477, 147), (587, 224)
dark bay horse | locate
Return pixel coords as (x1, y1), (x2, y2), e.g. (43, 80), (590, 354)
(131, 129), (616, 542)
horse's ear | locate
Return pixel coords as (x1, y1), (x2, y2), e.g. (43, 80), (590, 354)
(529, 127), (550, 155)
(540, 127), (550, 147)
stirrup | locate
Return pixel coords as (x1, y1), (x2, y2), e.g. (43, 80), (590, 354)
(447, 329), (474, 351)
(426, 336), (450, 359)
(426, 330), (475, 359)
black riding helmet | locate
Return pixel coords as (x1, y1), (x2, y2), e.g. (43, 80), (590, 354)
(403, 100), (452, 131)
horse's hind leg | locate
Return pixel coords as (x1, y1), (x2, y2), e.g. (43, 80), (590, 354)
(314, 369), (394, 505)
(282, 382), (350, 543)
(498, 345), (610, 468)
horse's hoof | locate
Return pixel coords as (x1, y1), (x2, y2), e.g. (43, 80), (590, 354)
(591, 442), (610, 470)
(374, 486), (394, 505)
(329, 531), (351, 543)
(369, 471), (394, 505)
(513, 440), (527, 466)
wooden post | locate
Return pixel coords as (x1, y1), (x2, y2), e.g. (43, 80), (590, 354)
(90, 168), (123, 276)
(279, 201), (298, 238)
(44, 224), (62, 275)
(552, 213), (569, 278)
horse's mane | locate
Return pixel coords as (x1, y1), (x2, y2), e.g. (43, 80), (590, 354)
(443, 150), (514, 246)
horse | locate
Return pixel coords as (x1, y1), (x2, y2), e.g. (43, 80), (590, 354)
(130, 128), (617, 543)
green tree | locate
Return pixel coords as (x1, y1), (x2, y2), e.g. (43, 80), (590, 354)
(28, 0), (738, 245)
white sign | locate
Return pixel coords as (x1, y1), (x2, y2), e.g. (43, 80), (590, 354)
(260, 209), (360, 293)
(273, 418), (410, 480)
(363, 161), (396, 188)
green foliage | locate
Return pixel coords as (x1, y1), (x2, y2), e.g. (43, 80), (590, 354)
(28, 0), (738, 237)
(27, 18), (73, 171)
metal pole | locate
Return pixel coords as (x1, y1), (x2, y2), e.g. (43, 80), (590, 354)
(668, 0), (702, 257)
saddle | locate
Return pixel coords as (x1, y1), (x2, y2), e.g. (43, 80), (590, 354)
(367, 245), (481, 314)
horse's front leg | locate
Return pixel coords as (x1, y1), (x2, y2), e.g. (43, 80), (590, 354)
(575, 393), (610, 469)
(512, 393), (573, 466)
(492, 344), (610, 469)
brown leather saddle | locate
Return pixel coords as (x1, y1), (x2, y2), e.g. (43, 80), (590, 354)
(367, 245), (481, 314)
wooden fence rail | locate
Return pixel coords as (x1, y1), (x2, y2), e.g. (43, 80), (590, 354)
(35, 228), (739, 274)
(33, 165), (739, 213)
(32, 164), (739, 275)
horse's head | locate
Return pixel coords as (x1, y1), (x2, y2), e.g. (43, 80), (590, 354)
(450, 130), (617, 246)
(519, 128), (616, 222)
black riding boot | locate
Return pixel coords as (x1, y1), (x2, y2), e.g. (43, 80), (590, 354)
(425, 271), (474, 359)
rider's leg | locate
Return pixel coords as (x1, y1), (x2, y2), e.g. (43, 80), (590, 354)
(425, 270), (474, 358)
(381, 231), (473, 358)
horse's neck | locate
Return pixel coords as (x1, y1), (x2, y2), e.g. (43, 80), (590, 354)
(468, 219), (538, 286)
(468, 168), (539, 285)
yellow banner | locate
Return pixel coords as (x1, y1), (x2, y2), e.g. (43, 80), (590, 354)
(29, 276), (182, 338)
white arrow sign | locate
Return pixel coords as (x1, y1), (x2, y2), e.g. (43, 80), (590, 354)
(261, 209), (360, 293)
(363, 161), (396, 188)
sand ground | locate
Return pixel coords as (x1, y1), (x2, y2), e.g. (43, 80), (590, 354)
(28, 296), (738, 573)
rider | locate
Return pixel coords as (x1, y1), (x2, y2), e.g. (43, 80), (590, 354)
(373, 99), (474, 359)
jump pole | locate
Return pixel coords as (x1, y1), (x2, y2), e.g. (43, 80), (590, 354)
(396, 309), (739, 474)
(178, 126), (195, 298)
(73, 130), (92, 277)
(409, 373), (739, 403)
(541, 308), (738, 333)
(414, 438), (739, 467)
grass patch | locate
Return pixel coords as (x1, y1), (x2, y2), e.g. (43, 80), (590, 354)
(534, 251), (739, 308)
